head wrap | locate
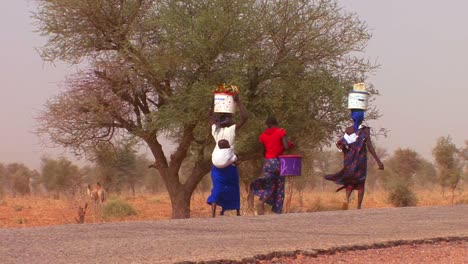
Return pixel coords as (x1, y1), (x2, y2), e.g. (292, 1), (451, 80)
(351, 109), (364, 132)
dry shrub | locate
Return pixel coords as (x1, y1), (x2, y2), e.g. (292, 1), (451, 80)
(388, 183), (418, 207)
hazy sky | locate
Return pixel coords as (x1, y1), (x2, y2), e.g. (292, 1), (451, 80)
(1, 1), (467, 169)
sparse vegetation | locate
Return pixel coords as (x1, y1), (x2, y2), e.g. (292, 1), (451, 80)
(102, 199), (137, 219)
(13, 205), (24, 211)
(388, 183), (418, 207)
(15, 218), (27, 225)
(0, 188), (467, 228)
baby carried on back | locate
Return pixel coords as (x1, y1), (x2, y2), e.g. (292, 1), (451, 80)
(212, 139), (238, 168)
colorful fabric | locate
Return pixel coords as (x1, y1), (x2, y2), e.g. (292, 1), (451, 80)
(250, 158), (285, 213)
(259, 127), (287, 159)
(351, 110), (365, 132)
(207, 165), (240, 211)
(325, 126), (369, 190)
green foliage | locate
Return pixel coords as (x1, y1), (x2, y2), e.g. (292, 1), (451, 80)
(34, 0), (377, 154)
(413, 159), (437, 187)
(380, 148), (441, 191)
(384, 148), (421, 186)
(432, 136), (462, 191)
(387, 182), (418, 207)
(6, 163), (34, 196)
(137, 155), (165, 193)
(102, 199), (137, 219)
(91, 141), (143, 194)
(41, 157), (81, 197)
(308, 149), (342, 191)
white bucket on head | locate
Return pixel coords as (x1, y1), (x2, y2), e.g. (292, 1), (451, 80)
(214, 93), (236, 113)
(348, 91), (369, 110)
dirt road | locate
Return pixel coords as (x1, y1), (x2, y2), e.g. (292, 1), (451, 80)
(1, 205), (467, 263)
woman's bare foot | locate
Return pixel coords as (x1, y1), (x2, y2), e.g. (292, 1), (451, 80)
(256, 201), (265, 215)
(342, 201), (349, 210)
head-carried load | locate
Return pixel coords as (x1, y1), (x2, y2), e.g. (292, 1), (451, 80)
(348, 83), (369, 110)
(348, 83), (369, 131)
(213, 83), (240, 113)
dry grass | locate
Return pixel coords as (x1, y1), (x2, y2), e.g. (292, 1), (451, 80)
(0, 186), (466, 228)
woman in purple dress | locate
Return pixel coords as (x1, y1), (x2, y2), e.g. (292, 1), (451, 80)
(325, 110), (384, 209)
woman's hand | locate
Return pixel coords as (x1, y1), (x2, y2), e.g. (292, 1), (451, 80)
(377, 161), (384, 170)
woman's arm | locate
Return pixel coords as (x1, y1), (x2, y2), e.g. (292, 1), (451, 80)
(208, 97), (216, 125)
(365, 128), (384, 170)
(282, 136), (290, 150)
(234, 95), (249, 131)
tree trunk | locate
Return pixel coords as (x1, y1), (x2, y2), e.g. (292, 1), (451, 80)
(145, 133), (215, 219)
(170, 190), (192, 219)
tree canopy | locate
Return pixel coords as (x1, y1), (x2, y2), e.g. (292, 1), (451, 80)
(432, 136), (462, 202)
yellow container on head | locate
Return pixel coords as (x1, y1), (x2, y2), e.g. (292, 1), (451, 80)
(353, 83), (366, 91)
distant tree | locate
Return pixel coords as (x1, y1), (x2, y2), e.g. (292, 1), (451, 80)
(41, 157), (81, 199)
(432, 136), (462, 203)
(137, 154), (164, 193)
(384, 148), (422, 187)
(462, 141), (468, 180)
(114, 143), (139, 196)
(91, 141), (142, 195)
(413, 158), (437, 188)
(366, 146), (388, 190)
(34, 0), (378, 218)
(29, 170), (43, 196)
(311, 149), (342, 191)
(91, 143), (120, 192)
(6, 163), (33, 197)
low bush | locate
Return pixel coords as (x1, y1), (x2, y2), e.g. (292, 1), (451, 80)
(102, 199), (137, 219)
(388, 183), (418, 207)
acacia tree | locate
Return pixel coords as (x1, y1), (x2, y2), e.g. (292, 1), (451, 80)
(432, 136), (462, 203)
(34, 0), (377, 218)
(5, 163), (34, 197)
(90, 141), (141, 195)
(41, 157), (81, 198)
(385, 148), (421, 186)
(462, 141), (468, 179)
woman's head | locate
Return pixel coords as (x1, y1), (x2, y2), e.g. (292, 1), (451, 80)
(217, 113), (233, 128)
(265, 116), (278, 127)
(350, 109), (365, 131)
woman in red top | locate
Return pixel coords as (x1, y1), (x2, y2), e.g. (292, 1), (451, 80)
(249, 116), (291, 214)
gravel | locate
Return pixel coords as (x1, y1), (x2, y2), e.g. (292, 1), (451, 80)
(0, 205), (467, 264)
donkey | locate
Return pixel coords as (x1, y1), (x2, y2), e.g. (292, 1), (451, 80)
(86, 182), (106, 211)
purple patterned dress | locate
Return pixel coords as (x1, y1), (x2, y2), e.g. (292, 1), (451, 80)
(325, 127), (369, 190)
(250, 158), (285, 213)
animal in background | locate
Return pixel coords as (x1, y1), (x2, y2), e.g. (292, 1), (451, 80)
(87, 182), (106, 210)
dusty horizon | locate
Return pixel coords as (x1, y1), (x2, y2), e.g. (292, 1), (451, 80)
(0, 0), (466, 170)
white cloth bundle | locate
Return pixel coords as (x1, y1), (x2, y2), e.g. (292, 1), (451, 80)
(212, 148), (237, 168)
